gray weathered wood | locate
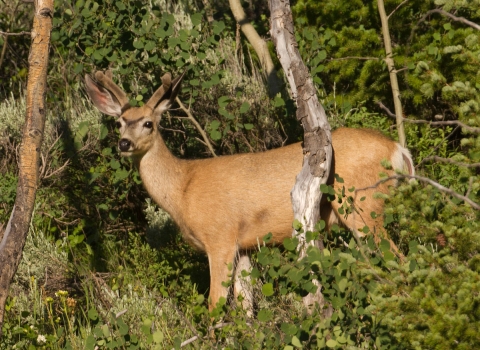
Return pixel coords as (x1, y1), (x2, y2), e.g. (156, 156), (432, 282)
(269, 0), (332, 313)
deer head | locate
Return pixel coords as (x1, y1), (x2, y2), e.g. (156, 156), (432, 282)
(84, 70), (184, 157)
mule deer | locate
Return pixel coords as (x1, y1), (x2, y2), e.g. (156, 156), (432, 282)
(85, 70), (414, 310)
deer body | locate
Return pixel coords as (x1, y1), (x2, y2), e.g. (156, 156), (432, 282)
(85, 71), (414, 309)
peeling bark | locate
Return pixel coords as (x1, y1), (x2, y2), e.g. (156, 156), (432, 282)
(269, 0), (332, 315)
(0, 0), (53, 337)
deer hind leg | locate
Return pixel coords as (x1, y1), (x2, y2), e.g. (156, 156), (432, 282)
(233, 251), (254, 317)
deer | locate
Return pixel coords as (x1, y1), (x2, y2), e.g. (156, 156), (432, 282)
(85, 70), (414, 312)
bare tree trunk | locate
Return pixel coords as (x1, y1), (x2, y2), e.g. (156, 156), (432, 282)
(0, 0), (53, 337)
(229, 0), (282, 97)
(269, 0), (333, 315)
(377, 0), (406, 147)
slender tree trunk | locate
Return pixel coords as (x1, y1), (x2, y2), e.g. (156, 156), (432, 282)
(269, 0), (332, 315)
(229, 0), (282, 97)
(377, 0), (406, 147)
(0, 0), (53, 337)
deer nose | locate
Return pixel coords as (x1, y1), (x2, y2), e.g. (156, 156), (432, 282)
(118, 138), (132, 152)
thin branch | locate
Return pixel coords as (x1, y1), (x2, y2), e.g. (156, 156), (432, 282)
(403, 119), (480, 133)
(175, 97), (217, 157)
(388, 0), (409, 20)
(376, 101), (396, 119)
(409, 8), (480, 45)
(115, 309), (127, 318)
(178, 322), (234, 348)
(424, 9), (480, 31)
(356, 174), (480, 210)
(421, 155), (480, 168)
(394, 67), (409, 73)
(43, 159), (70, 179)
(0, 31), (31, 36)
(328, 56), (380, 62)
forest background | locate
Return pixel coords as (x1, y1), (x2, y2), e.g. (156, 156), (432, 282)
(0, 0), (479, 348)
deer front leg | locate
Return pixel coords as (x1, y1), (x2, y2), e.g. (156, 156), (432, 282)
(207, 248), (237, 311)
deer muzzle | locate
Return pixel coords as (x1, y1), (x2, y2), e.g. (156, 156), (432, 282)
(118, 138), (132, 152)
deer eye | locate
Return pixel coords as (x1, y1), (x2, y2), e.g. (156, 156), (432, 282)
(144, 121), (153, 129)
(115, 121), (122, 129)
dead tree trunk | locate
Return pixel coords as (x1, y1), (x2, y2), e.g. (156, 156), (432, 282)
(268, 0), (333, 314)
(0, 0), (53, 337)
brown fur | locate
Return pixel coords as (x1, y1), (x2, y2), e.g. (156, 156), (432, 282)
(85, 72), (414, 309)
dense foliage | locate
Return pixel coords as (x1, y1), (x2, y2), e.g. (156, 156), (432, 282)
(0, 0), (479, 348)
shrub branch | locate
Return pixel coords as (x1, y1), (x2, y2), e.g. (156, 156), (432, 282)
(356, 174), (480, 210)
(175, 97), (217, 157)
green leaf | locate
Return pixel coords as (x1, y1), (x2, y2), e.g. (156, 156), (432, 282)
(239, 102), (250, 113)
(88, 308), (99, 321)
(212, 21), (226, 35)
(262, 283), (274, 297)
(218, 96), (233, 107)
(292, 219), (302, 231)
(326, 339), (338, 348)
(281, 322), (297, 336)
(379, 239), (391, 253)
(320, 184), (332, 193)
(257, 309), (273, 322)
(292, 336), (303, 348)
(273, 96), (285, 107)
(74, 63), (84, 74)
(144, 41), (156, 51)
(85, 335), (96, 348)
(133, 40), (144, 49)
(117, 318), (129, 336)
(102, 324), (110, 337)
(337, 278), (348, 293)
(317, 50), (327, 61)
(210, 130), (222, 141)
(152, 331), (164, 344)
(244, 123), (254, 130)
(283, 237), (298, 251)
(191, 13), (202, 26)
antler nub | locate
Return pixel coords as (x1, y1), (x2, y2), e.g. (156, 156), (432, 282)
(94, 70), (130, 107)
(145, 73), (172, 111)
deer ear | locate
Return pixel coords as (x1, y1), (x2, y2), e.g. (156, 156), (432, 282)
(153, 71), (186, 118)
(85, 74), (123, 117)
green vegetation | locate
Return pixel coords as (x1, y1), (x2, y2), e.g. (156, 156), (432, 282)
(1, 0), (479, 348)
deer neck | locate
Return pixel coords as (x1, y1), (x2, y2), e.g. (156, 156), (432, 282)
(134, 135), (188, 218)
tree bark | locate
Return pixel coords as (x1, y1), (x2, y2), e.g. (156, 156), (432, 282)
(0, 0), (53, 337)
(229, 0), (282, 97)
(269, 0), (332, 314)
(377, 0), (406, 147)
